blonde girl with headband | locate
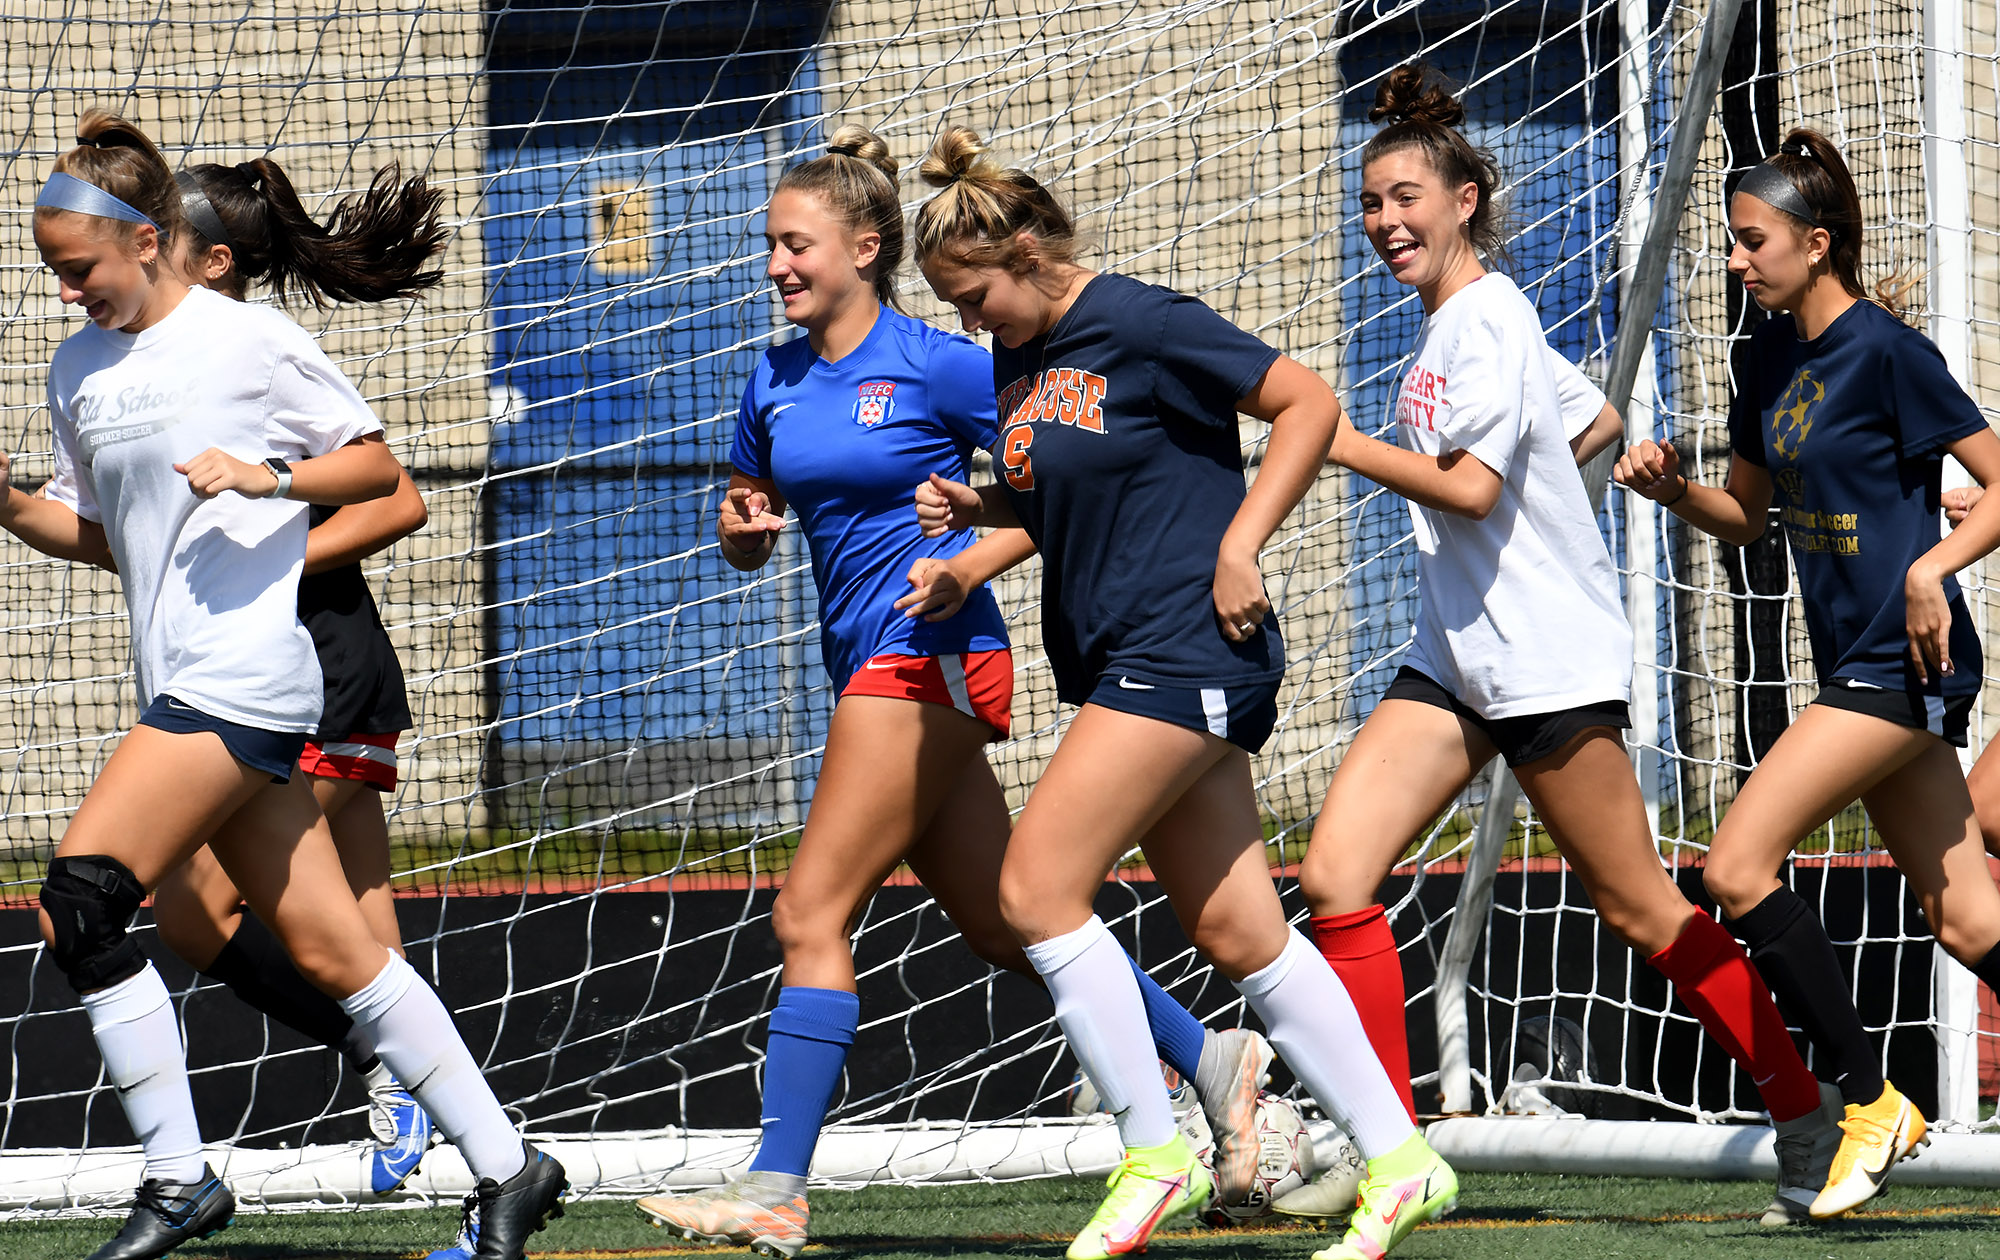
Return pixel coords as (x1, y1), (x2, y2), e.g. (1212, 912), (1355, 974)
(1298, 64), (1840, 1231)
(913, 124), (1450, 1260)
(631, 125), (1268, 1258)
(1617, 125), (2000, 1216)
(13, 111), (564, 1260)
(130, 158), (442, 1206)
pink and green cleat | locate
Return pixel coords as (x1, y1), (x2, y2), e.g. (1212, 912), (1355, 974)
(1310, 1132), (1457, 1260)
(1067, 1135), (1211, 1260)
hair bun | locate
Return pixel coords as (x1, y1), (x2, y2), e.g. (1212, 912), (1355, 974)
(918, 125), (996, 190)
(1368, 63), (1466, 129)
(826, 123), (897, 180)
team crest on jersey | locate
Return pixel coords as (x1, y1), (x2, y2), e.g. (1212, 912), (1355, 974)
(854, 380), (897, 428)
(1770, 368), (1823, 461)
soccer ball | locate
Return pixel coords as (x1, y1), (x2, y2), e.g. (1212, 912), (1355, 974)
(1192, 1093), (1316, 1225)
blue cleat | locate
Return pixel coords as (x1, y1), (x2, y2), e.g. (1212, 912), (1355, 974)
(424, 1202), (480, 1260)
(367, 1082), (434, 1194)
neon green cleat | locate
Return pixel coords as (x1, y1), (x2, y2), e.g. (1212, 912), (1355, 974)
(1066, 1136), (1211, 1260)
(1309, 1132), (1457, 1260)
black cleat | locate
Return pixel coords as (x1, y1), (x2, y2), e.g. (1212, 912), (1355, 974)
(86, 1166), (234, 1260)
(470, 1141), (567, 1260)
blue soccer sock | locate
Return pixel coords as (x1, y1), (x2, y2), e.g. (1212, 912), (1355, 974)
(1127, 953), (1206, 1083)
(748, 986), (861, 1178)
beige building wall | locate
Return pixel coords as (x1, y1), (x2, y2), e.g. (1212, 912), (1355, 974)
(817, 0), (1348, 836)
(0, 2), (488, 858)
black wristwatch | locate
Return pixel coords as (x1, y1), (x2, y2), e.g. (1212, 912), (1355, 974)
(262, 457), (293, 500)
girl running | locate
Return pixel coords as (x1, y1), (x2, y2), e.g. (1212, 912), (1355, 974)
(1616, 125), (2000, 1217)
(631, 126), (1268, 1259)
(1297, 64), (1838, 1229)
(913, 125), (1449, 1260)
(13, 111), (563, 1260)
(148, 157), (440, 1199)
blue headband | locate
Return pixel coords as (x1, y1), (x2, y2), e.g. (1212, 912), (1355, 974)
(35, 171), (159, 230)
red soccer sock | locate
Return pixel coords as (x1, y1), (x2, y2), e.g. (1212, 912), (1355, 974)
(1649, 909), (1821, 1122)
(1310, 905), (1417, 1124)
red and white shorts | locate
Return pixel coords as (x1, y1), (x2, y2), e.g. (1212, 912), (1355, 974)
(297, 731), (402, 791)
(840, 649), (1013, 738)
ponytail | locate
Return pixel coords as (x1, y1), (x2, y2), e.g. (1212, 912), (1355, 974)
(44, 110), (185, 245)
(1751, 128), (1912, 323)
(180, 159), (446, 306)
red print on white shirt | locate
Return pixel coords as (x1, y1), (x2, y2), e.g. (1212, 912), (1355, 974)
(1398, 364), (1443, 432)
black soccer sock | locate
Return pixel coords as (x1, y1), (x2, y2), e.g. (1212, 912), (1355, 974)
(1724, 886), (1885, 1107)
(201, 910), (357, 1053)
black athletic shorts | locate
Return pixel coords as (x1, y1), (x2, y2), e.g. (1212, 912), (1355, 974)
(1810, 677), (1973, 748)
(1085, 672), (1281, 754)
(1382, 667), (1629, 768)
(138, 694), (307, 783)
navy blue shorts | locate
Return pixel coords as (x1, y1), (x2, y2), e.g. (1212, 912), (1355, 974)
(1812, 677), (1973, 747)
(137, 694), (306, 783)
(1084, 672), (1280, 753)
(1383, 667), (1629, 768)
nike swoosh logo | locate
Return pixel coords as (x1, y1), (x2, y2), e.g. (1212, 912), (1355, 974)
(1106, 1173), (1187, 1249)
(771, 403), (797, 416)
(1116, 676), (1155, 690)
(1379, 1182), (1418, 1227)
(1753, 1072), (1777, 1087)
(862, 659), (905, 670)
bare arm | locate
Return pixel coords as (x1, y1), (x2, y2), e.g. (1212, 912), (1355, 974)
(1907, 427), (2000, 682)
(1614, 439), (1772, 547)
(1214, 356), (1343, 642)
(1569, 401), (1624, 466)
(0, 482), (110, 565)
(915, 472), (1021, 534)
(1328, 422), (1505, 521)
(303, 462), (427, 577)
(176, 431), (401, 505)
(895, 529), (1038, 622)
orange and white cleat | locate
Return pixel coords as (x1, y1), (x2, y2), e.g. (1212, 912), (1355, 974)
(636, 1171), (810, 1258)
(1809, 1079), (1929, 1219)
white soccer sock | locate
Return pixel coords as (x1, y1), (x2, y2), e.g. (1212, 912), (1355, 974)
(1022, 916), (1176, 1150)
(338, 953), (525, 1183)
(1234, 928), (1417, 1159)
(80, 965), (207, 1184)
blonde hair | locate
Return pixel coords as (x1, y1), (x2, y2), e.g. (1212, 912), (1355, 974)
(912, 125), (1077, 273)
(773, 123), (904, 310)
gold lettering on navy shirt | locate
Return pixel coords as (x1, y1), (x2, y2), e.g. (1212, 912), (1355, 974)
(996, 367), (1108, 491)
(1768, 369), (1860, 555)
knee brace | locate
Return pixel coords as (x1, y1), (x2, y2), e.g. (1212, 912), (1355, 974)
(40, 854), (148, 993)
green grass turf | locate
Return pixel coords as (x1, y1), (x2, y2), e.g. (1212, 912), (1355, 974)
(4, 1173), (1997, 1260)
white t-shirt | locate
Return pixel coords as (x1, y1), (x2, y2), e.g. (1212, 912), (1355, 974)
(43, 286), (382, 733)
(1391, 273), (1632, 718)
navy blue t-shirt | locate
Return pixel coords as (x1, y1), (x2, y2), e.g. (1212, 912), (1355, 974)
(992, 272), (1284, 705)
(1728, 300), (1986, 697)
(732, 308), (1011, 691)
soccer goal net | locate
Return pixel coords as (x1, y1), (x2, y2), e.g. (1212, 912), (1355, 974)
(2, 0), (1996, 1213)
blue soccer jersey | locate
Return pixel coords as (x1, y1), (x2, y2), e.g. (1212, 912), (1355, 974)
(731, 308), (1011, 691)
(990, 272), (1284, 705)
(1728, 300), (1987, 698)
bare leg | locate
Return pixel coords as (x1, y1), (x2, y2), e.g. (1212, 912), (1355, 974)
(317, 776), (404, 956)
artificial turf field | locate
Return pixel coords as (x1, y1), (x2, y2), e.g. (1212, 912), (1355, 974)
(4, 1173), (1997, 1260)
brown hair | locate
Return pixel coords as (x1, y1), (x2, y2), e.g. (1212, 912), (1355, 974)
(1750, 127), (1911, 321)
(773, 124), (905, 311)
(1362, 64), (1506, 259)
(43, 109), (186, 248)
(912, 125), (1078, 273)
(180, 159), (446, 306)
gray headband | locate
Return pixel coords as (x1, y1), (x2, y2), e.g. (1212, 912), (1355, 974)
(175, 171), (234, 250)
(1733, 161), (1819, 228)
(35, 171), (159, 229)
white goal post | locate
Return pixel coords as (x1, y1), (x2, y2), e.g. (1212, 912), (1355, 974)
(1, 0), (1996, 1213)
